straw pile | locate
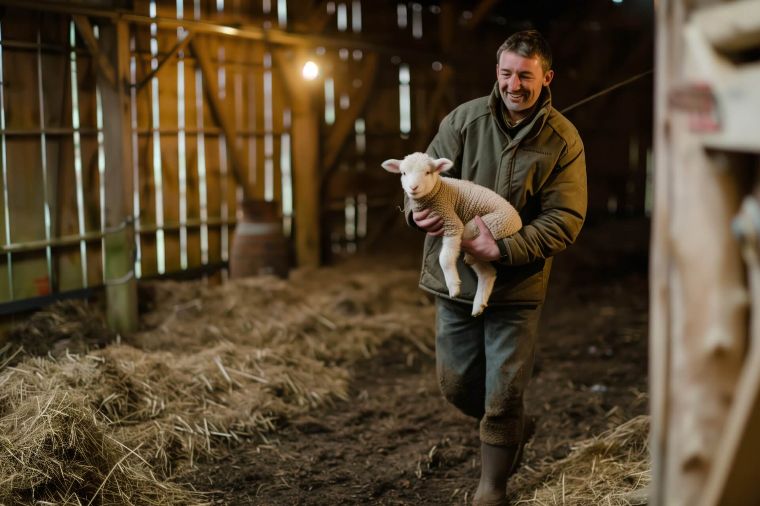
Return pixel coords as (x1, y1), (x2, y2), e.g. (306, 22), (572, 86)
(512, 415), (650, 505)
(0, 265), (435, 505)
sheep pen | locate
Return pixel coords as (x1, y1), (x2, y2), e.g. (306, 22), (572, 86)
(0, 219), (650, 505)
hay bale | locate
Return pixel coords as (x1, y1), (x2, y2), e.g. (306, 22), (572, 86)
(0, 390), (200, 505)
(511, 415), (650, 505)
(0, 264), (436, 503)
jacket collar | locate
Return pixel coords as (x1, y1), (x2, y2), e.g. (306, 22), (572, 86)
(488, 83), (552, 144)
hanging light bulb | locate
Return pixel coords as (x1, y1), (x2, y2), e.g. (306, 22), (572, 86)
(302, 60), (319, 80)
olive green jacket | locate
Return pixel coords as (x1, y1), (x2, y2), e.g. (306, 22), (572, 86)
(408, 84), (587, 305)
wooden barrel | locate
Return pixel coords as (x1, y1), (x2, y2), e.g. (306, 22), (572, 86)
(229, 200), (290, 279)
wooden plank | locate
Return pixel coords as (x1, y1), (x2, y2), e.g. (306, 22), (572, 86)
(97, 20), (137, 333)
(189, 36), (252, 201)
(649, 1), (676, 503)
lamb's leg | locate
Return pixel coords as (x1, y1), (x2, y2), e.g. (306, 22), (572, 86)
(469, 260), (497, 316)
(440, 235), (462, 298)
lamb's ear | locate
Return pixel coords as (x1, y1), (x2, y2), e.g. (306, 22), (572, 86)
(432, 158), (453, 173)
(381, 159), (402, 173)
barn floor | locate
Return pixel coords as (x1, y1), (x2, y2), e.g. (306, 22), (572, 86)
(187, 216), (650, 505)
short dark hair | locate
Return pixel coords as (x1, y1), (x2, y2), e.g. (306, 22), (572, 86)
(496, 30), (552, 72)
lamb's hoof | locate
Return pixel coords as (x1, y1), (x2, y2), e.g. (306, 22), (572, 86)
(471, 303), (487, 317)
(448, 284), (461, 298)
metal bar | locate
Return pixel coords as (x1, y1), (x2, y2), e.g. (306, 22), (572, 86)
(0, 286), (96, 316)
(0, 217), (238, 254)
(0, 127), (98, 136)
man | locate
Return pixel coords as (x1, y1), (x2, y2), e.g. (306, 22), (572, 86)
(407, 30), (587, 504)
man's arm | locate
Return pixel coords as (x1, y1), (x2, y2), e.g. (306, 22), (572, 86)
(497, 136), (587, 265)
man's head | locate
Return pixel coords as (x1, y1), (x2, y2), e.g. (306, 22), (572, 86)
(495, 30), (554, 122)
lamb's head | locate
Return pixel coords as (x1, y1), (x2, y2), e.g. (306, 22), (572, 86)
(381, 152), (453, 199)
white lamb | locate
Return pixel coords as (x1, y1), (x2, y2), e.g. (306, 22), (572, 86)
(382, 152), (522, 316)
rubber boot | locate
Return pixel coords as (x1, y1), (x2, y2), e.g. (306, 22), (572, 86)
(472, 442), (517, 506)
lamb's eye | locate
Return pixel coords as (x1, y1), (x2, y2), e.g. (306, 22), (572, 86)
(426, 171), (431, 175)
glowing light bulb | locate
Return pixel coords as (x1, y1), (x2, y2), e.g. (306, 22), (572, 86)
(302, 60), (319, 80)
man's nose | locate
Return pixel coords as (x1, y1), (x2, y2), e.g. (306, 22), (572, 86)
(508, 75), (520, 88)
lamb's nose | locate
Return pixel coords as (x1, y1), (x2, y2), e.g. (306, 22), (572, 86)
(410, 185), (419, 191)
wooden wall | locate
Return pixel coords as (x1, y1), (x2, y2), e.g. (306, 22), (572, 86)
(0, 0), (655, 309)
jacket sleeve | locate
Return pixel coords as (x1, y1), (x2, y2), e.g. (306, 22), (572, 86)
(402, 115), (464, 228)
(497, 135), (587, 265)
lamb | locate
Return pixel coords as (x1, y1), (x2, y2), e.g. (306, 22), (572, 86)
(382, 152), (522, 316)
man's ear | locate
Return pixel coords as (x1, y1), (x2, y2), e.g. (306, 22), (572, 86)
(381, 159), (402, 173)
(432, 158), (453, 173)
(543, 69), (554, 87)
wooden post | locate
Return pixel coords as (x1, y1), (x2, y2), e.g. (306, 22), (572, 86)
(97, 20), (138, 334)
(273, 49), (321, 268)
(653, 1), (750, 505)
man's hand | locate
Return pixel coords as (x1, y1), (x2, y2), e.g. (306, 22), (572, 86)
(413, 209), (445, 237)
(462, 216), (500, 262)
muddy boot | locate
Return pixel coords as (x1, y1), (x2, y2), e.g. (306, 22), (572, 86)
(472, 442), (517, 506)
(509, 415), (537, 476)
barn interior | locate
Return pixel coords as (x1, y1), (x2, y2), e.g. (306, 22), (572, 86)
(0, 0), (659, 504)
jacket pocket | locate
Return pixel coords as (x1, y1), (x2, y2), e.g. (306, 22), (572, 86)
(490, 259), (545, 304)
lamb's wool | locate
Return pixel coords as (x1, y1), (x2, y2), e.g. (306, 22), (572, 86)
(411, 177), (522, 239)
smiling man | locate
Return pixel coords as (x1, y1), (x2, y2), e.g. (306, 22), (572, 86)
(405, 30), (587, 505)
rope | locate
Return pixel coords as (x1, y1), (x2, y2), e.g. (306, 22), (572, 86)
(560, 69), (654, 115)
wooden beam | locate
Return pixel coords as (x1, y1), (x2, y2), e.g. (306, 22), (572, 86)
(272, 48), (322, 268)
(72, 14), (116, 88)
(649, 1), (678, 501)
(96, 20), (137, 334)
(134, 29), (194, 91)
(4, 0), (445, 63)
(464, 0), (500, 31)
(189, 37), (252, 202)
(321, 52), (379, 178)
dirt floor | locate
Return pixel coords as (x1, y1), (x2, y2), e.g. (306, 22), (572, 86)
(188, 216), (650, 505)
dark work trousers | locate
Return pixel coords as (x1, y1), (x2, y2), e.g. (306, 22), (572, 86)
(435, 296), (542, 446)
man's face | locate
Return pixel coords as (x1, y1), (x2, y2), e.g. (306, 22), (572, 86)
(496, 50), (554, 122)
